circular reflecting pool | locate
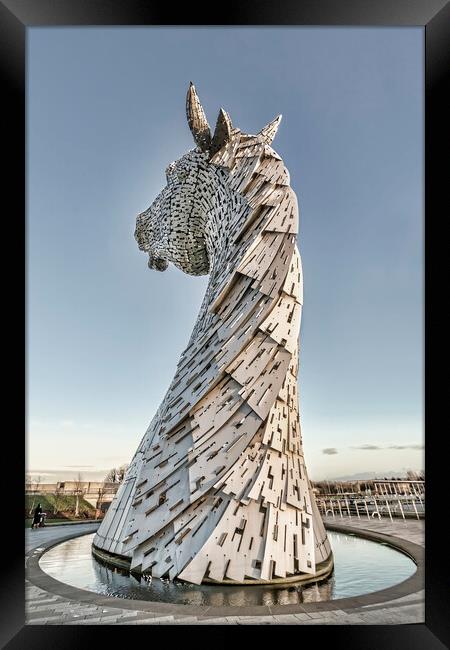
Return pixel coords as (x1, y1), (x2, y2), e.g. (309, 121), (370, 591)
(39, 531), (416, 606)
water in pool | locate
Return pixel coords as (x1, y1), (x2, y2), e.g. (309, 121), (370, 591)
(39, 531), (416, 606)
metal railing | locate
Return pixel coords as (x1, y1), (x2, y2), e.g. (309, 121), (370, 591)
(315, 494), (425, 521)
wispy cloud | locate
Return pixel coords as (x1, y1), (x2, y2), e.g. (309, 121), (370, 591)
(63, 465), (95, 468)
(26, 468), (114, 481)
(322, 448), (338, 455)
(352, 444), (380, 450)
(388, 444), (424, 450)
(28, 418), (76, 429)
(60, 420), (75, 428)
(351, 443), (423, 451)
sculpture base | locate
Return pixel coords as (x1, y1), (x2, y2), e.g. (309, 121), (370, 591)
(92, 543), (334, 587)
(203, 555), (334, 586)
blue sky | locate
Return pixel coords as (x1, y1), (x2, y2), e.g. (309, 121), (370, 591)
(27, 27), (424, 482)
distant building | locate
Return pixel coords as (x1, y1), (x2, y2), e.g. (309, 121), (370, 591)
(312, 477), (425, 498)
(373, 479), (425, 497)
(25, 480), (121, 510)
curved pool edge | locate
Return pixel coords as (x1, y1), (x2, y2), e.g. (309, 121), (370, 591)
(27, 522), (424, 618)
(92, 542), (335, 587)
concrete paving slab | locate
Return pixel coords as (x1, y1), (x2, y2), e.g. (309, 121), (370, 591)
(24, 519), (424, 625)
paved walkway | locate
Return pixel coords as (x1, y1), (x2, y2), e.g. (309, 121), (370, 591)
(25, 517), (424, 625)
(322, 514), (424, 546)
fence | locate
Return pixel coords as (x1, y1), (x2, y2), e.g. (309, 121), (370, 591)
(315, 494), (425, 521)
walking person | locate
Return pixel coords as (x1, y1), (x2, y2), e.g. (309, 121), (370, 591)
(31, 503), (42, 529)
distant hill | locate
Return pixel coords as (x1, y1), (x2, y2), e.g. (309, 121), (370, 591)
(320, 469), (424, 481)
(25, 494), (96, 519)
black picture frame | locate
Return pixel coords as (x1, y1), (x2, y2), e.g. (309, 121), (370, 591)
(2, 0), (449, 647)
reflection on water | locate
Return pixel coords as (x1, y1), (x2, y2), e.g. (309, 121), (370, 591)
(39, 531), (416, 606)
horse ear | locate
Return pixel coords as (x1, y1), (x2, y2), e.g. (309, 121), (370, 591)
(209, 108), (233, 157)
(258, 115), (282, 145)
(186, 82), (211, 151)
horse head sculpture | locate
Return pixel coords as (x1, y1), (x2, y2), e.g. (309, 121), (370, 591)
(94, 83), (333, 586)
(134, 82), (280, 277)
